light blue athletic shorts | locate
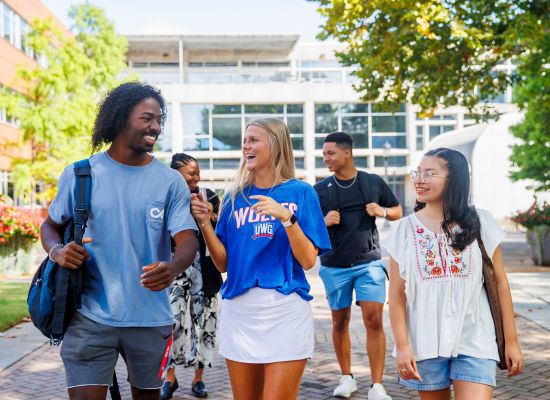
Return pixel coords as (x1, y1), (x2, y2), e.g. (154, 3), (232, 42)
(399, 354), (497, 390)
(319, 260), (387, 310)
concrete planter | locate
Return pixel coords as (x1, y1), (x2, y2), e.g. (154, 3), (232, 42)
(526, 225), (550, 266)
(0, 247), (37, 276)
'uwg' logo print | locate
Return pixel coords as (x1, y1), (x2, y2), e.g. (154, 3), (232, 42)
(253, 223), (274, 240)
(233, 202), (298, 229)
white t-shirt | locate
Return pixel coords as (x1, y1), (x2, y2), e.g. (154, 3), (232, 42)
(383, 209), (505, 361)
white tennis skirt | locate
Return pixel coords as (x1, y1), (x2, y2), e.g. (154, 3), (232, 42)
(218, 287), (314, 363)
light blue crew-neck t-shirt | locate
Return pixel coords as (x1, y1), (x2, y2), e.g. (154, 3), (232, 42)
(215, 179), (331, 301)
(48, 152), (197, 327)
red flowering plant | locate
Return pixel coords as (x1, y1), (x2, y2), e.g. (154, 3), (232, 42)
(510, 201), (550, 230)
(0, 199), (43, 258)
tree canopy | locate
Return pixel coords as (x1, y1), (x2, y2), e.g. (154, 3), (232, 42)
(313, 0), (549, 191)
(0, 2), (128, 202)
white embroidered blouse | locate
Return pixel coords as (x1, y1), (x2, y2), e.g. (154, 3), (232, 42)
(383, 209), (505, 362)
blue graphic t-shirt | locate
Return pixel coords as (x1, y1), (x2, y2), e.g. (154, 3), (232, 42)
(48, 152), (197, 327)
(216, 179), (331, 301)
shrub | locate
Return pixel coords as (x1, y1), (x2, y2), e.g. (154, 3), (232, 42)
(0, 201), (42, 258)
(510, 200), (550, 230)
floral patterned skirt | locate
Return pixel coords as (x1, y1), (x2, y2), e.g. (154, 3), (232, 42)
(169, 256), (219, 369)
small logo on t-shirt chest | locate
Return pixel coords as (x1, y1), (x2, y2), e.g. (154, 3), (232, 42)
(149, 207), (164, 220)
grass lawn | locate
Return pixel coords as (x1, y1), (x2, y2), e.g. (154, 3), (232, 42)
(0, 281), (30, 332)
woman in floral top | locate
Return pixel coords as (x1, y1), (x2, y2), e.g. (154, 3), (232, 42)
(384, 148), (523, 400)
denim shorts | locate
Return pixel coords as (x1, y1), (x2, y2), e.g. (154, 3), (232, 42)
(399, 354), (497, 391)
(319, 260), (387, 310)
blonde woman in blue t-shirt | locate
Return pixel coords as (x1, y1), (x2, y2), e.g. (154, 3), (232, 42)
(191, 118), (331, 399)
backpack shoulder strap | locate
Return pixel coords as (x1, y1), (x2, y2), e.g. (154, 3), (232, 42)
(73, 159), (92, 246)
(357, 170), (372, 204)
(325, 177), (338, 212)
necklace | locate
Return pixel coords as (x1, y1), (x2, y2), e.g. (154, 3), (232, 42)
(333, 174), (357, 189)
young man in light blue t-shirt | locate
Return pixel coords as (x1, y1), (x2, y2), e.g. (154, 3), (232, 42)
(41, 82), (198, 400)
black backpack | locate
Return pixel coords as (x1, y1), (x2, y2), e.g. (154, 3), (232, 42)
(27, 159), (91, 344)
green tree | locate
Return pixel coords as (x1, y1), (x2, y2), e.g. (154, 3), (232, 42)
(0, 2), (128, 202)
(312, 0), (549, 191)
(509, 17), (549, 192)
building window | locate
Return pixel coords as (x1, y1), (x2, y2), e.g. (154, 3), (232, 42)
(315, 103), (407, 149)
(342, 116), (369, 148)
(212, 116), (242, 151)
(179, 103), (304, 166)
(2, 2), (14, 44)
(355, 157), (369, 168)
(374, 156), (407, 167)
(1, 2), (29, 52)
(315, 104), (338, 134)
(416, 114), (457, 142)
(0, 170), (45, 207)
(416, 125), (424, 150)
(315, 157), (326, 168)
(212, 158), (240, 169)
(387, 176), (406, 212)
(154, 104), (172, 152)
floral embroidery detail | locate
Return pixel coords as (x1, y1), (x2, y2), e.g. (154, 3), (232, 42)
(408, 218), (472, 281)
(431, 266), (442, 276)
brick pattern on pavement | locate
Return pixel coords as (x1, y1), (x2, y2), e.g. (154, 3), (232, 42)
(1, 272), (549, 399)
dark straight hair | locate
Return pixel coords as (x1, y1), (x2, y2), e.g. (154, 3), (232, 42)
(414, 148), (480, 251)
(324, 131), (353, 150)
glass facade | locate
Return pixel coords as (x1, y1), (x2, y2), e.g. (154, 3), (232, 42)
(179, 103), (304, 168)
(415, 114), (457, 149)
(374, 156), (407, 167)
(124, 38), (517, 216)
(314, 103), (407, 150)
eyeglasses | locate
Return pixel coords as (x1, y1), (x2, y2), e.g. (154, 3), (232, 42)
(410, 170), (448, 183)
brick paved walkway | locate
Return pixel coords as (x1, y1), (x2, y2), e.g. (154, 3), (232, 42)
(1, 269), (549, 399)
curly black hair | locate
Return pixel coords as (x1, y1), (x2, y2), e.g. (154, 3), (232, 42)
(91, 82), (167, 153)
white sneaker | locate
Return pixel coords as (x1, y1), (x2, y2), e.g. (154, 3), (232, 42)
(368, 383), (392, 400)
(333, 375), (358, 398)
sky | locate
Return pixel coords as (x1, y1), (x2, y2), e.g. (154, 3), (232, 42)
(43, 0), (326, 40)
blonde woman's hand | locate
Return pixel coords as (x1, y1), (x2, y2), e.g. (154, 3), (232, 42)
(250, 195), (292, 222)
(396, 346), (422, 381)
(191, 193), (210, 226)
(205, 201), (218, 224)
(505, 340), (524, 377)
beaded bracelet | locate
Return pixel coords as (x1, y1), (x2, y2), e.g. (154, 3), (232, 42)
(48, 243), (64, 263)
(199, 220), (210, 228)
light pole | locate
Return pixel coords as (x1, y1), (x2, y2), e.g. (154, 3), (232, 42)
(382, 141), (392, 228)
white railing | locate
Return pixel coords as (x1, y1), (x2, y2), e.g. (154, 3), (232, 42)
(127, 66), (358, 85)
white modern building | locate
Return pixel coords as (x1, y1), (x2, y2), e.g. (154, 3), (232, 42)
(125, 33), (539, 220)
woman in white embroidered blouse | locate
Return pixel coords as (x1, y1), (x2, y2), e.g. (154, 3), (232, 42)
(384, 148), (523, 400)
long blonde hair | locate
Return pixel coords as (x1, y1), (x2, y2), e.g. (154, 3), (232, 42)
(223, 117), (296, 215)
